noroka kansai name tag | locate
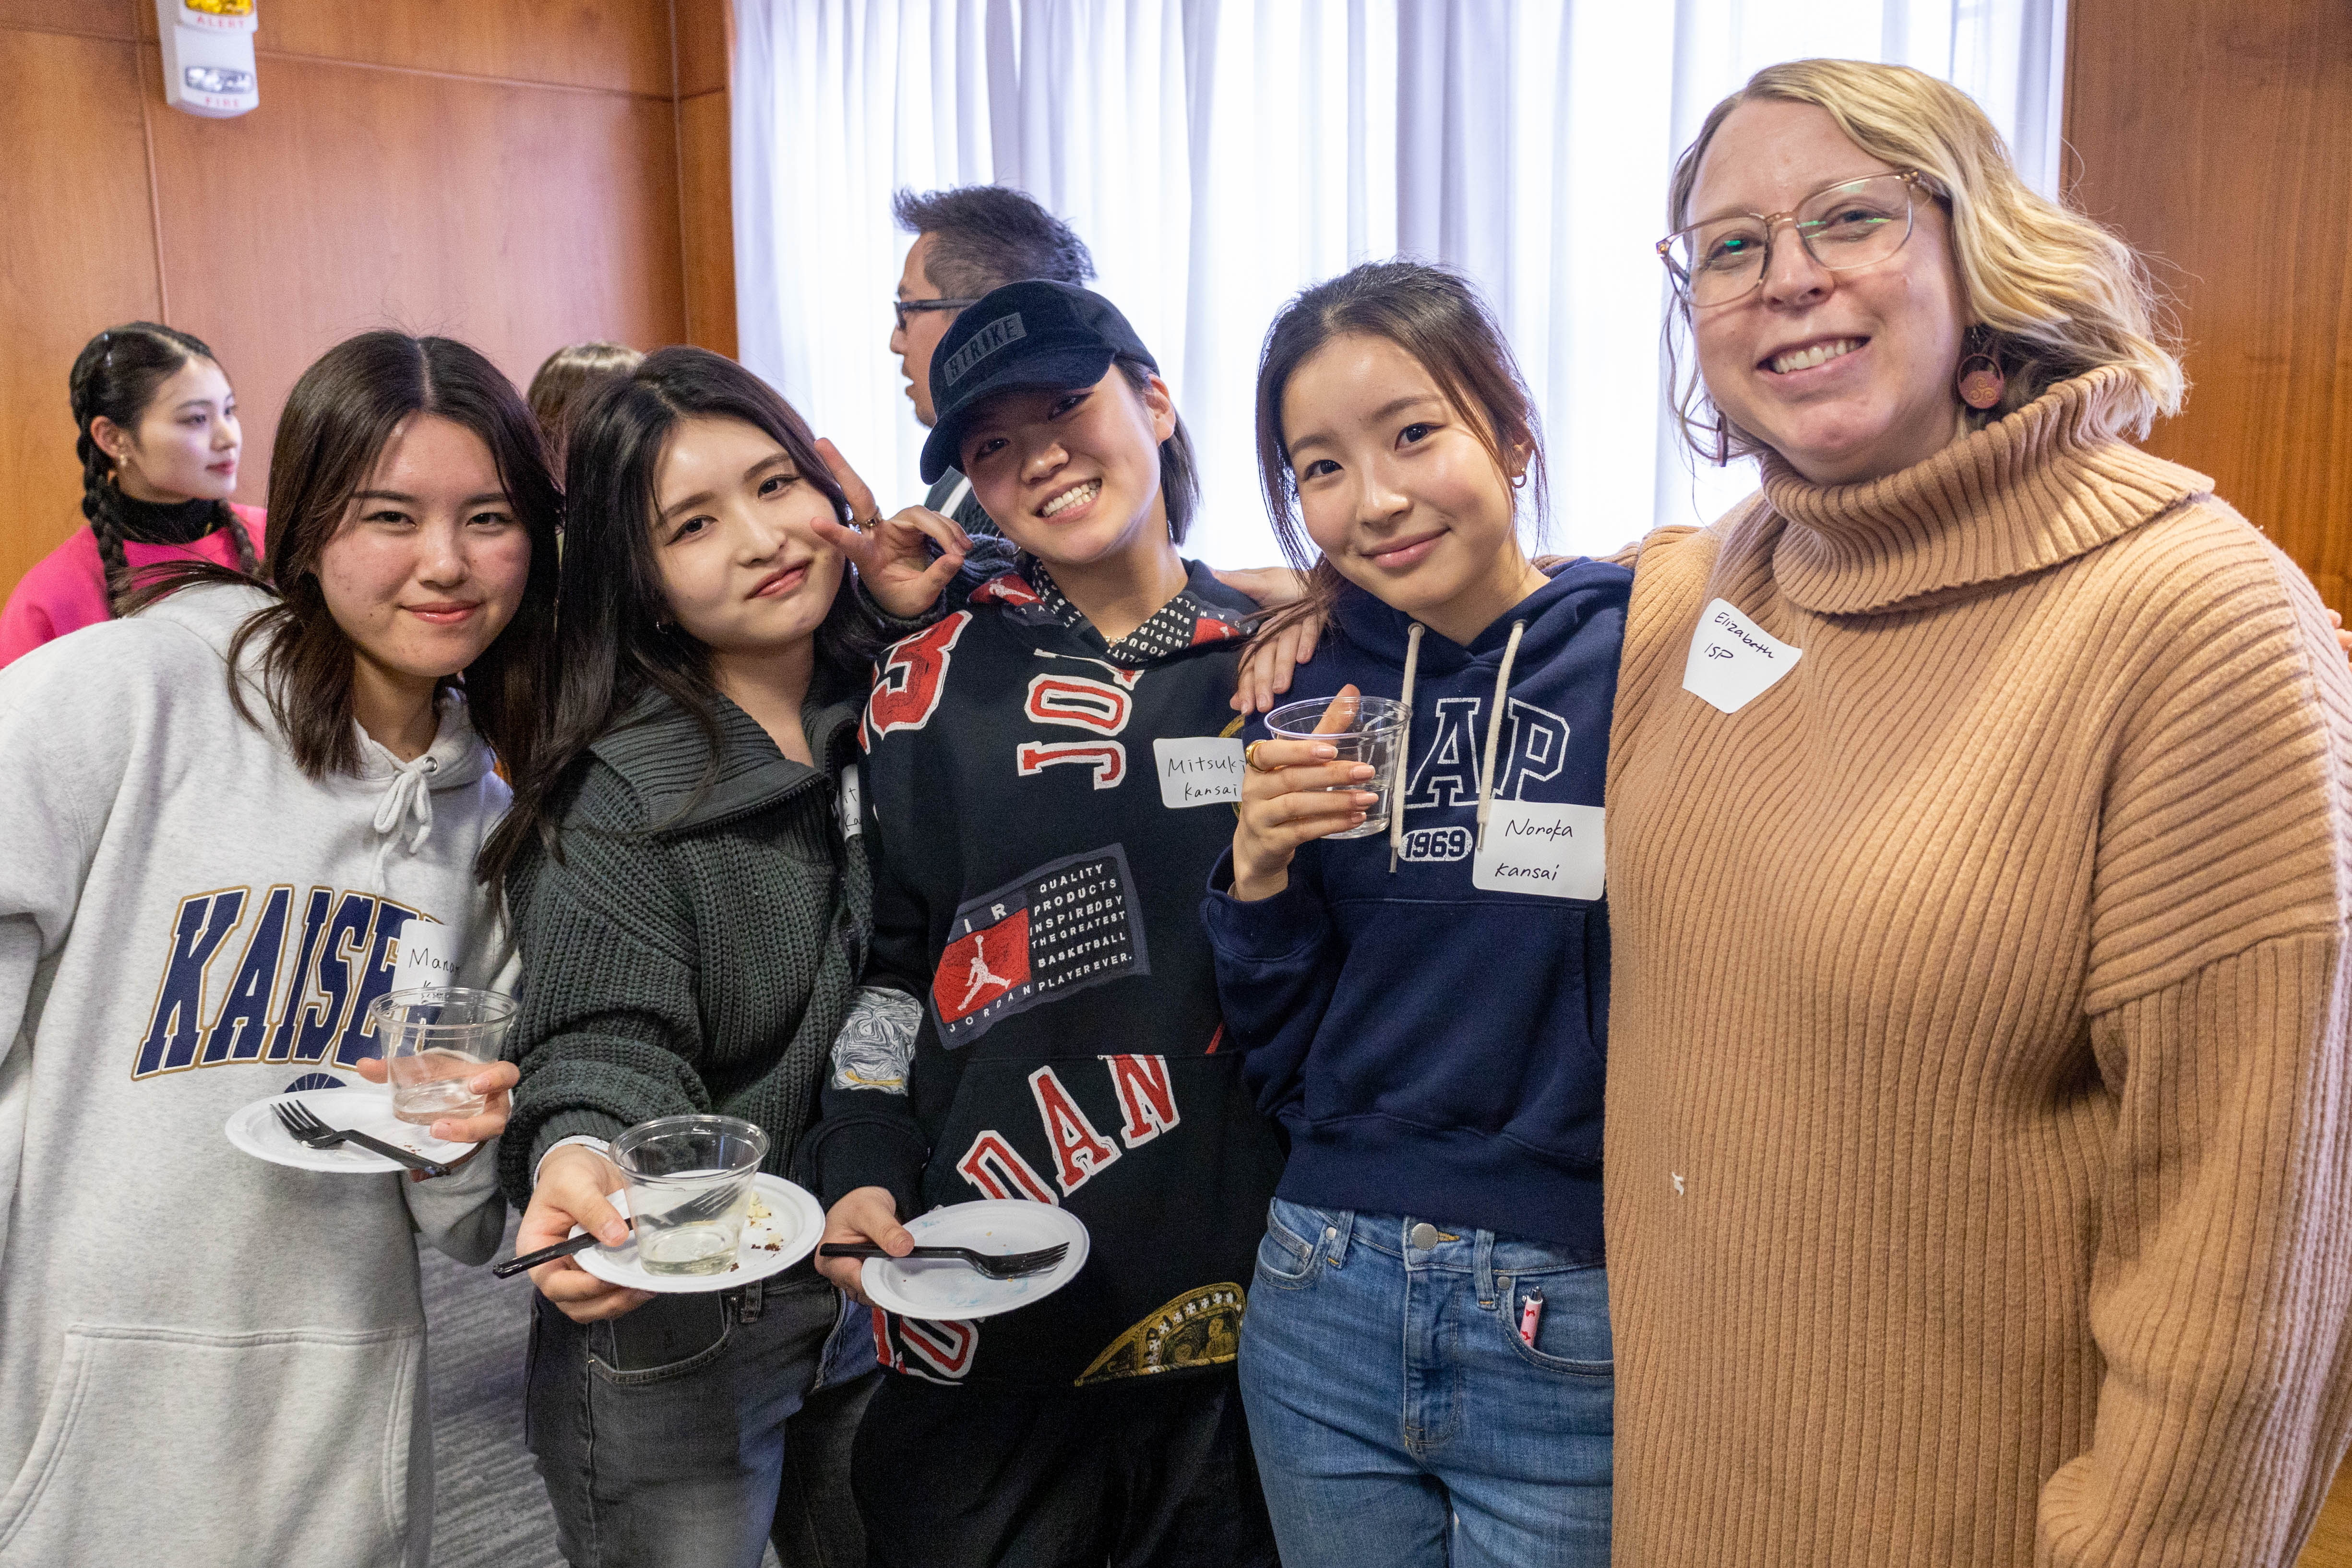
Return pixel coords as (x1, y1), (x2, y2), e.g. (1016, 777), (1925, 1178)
(1471, 802), (1605, 899)
(1682, 598), (1802, 714)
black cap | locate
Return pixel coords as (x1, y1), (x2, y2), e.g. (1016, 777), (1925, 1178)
(920, 280), (1157, 484)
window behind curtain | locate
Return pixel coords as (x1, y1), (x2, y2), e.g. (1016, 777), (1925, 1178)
(734, 0), (2066, 564)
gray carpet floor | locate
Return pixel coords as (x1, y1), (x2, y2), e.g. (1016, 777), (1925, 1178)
(418, 1212), (565, 1568)
(417, 1213), (787, 1568)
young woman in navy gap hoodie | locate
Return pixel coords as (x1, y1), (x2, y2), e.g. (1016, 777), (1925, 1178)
(1201, 261), (1629, 1568)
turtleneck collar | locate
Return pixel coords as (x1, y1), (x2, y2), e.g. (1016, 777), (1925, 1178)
(113, 492), (223, 547)
(1761, 367), (2213, 617)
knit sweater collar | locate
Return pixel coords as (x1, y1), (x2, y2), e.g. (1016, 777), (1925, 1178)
(1762, 368), (2212, 616)
(592, 682), (860, 834)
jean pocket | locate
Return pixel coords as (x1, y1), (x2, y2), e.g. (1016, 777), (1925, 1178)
(1494, 1262), (1613, 1377)
(1253, 1199), (1326, 1292)
(589, 1293), (736, 1386)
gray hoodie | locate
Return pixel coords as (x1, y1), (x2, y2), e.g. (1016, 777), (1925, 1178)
(0, 585), (508, 1568)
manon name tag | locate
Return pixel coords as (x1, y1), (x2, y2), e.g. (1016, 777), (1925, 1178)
(1154, 737), (1245, 808)
(1471, 802), (1606, 899)
(393, 918), (458, 993)
(1681, 598), (1802, 714)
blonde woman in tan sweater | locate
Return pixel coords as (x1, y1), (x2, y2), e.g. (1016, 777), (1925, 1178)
(1608, 59), (2352, 1566)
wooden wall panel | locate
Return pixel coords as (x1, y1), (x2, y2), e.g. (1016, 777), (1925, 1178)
(137, 0), (674, 96)
(0, 0), (735, 601)
(679, 89), (737, 356)
(2065, 0), (2352, 611)
(143, 46), (686, 508)
(673, 0), (730, 97)
(0, 0), (132, 39)
(0, 25), (165, 590)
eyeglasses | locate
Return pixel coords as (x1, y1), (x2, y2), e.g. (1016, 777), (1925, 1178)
(892, 297), (983, 332)
(1657, 170), (1930, 309)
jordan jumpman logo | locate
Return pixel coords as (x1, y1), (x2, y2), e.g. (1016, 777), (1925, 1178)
(959, 931), (1014, 1010)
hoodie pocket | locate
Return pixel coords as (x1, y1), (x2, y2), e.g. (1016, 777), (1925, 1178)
(0, 1322), (423, 1568)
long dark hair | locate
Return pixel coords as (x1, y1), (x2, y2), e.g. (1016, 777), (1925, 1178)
(135, 331), (561, 783)
(478, 347), (878, 898)
(1247, 261), (1548, 646)
(71, 322), (262, 615)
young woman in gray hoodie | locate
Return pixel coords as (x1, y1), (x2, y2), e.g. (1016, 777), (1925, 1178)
(0, 330), (559, 1568)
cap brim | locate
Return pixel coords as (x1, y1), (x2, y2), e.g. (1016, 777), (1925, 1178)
(919, 342), (1120, 484)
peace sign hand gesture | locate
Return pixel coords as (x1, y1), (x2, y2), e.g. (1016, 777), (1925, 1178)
(809, 437), (972, 621)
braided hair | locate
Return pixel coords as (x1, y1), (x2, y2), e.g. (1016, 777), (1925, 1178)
(69, 322), (262, 617)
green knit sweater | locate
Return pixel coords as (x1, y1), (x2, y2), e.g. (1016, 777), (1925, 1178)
(497, 682), (871, 1204)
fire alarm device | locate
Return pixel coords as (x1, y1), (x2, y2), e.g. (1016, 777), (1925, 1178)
(157, 0), (259, 119)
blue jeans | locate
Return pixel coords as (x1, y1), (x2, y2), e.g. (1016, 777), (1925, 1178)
(1237, 1197), (1612, 1568)
(525, 1270), (878, 1568)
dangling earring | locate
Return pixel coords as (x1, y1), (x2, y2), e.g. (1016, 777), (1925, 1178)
(1958, 351), (2006, 411)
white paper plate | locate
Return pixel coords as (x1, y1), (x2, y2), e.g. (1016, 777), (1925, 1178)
(224, 1087), (471, 1175)
(573, 1174), (826, 1295)
(860, 1200), (1090, 1320)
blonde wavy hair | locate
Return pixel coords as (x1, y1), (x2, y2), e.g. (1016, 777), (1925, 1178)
(1666, 59), (2185, 460)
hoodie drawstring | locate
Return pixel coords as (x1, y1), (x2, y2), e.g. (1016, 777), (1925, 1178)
(370, 754), (441, 888)
(1387, 622), (1425, 873)
(1475, 620), (1528, 851)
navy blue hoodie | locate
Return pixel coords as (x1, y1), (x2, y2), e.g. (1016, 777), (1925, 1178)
(1201, 559), (1630, 1255)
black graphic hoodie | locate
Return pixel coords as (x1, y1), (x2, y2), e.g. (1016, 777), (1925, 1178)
(802, 554), (1286, 1392)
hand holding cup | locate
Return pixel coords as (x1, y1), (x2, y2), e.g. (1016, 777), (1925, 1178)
(1230, 683), (1388, 902)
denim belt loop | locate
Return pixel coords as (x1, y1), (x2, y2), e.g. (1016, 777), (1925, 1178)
(1321, 1208), (1356, 1269)
(1474, 1229), (1498, 1311)
(731, 1275), (766, 1324)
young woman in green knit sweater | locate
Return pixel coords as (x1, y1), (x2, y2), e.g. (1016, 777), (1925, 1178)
(477, 347), (968, 1568)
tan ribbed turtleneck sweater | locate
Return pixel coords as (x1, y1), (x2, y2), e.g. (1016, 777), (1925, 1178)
(1606, 369), (2352, 1567)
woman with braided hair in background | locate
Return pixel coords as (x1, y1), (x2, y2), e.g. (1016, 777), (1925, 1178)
(0, 322), (264, 666)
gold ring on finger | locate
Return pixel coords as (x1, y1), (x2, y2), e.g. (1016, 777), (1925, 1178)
(1245, 740), (1274, 772)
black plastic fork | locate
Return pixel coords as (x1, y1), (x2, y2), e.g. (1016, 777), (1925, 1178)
(274, 1100), (454, 1178)
(493, 1182), (748, 1279)
(818, 1241), (1069, 1280)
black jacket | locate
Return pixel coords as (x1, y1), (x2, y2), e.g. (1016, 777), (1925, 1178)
(803, 556), (1285, 1390)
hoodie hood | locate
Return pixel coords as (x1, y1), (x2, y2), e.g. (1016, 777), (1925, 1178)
(143, 580), (500, 888)
(963, 551), (1255, 670)
(1327, 556), (1632, 681)
(1323, 558), (1634, 862)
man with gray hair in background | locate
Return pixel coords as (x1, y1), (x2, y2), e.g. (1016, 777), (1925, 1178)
(889, 185), (1096, 538)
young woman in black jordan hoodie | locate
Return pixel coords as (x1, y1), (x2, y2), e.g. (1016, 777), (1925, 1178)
(806, 281), (1284, 1568)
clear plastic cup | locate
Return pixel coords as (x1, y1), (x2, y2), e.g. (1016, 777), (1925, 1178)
(609, 1114), (768, 1276)
(367, 986), (516, 1126)
(1265, 694), (1409, 840)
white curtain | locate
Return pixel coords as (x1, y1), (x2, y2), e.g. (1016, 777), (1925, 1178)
(733, 0), (2067, 565)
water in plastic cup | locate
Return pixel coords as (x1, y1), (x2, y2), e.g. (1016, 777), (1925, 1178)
(1265, 694), (1409, 839)
(611, 1114), (768, 1276)
(368, 987), (516, 1126)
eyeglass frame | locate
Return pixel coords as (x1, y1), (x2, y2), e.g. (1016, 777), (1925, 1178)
(1656, 169), (1934, 309)
(892, 296), (984, 332)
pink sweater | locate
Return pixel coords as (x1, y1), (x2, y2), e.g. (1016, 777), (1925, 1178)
(0, 506), (266, 668)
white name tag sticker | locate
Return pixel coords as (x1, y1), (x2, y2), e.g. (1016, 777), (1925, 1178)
(392, 917), (458, 993)
(839, 763), (863, 839)
(1472, 803), (1606, 900)
(1154, 737), (1244, 809)
(1682, 598), (1803, 714)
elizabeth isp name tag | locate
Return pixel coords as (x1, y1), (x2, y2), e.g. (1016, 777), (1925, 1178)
(1472, 802), (1606, 900)
(1154, 737), (1244, 809)
(1682, 598), (1802, 714)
